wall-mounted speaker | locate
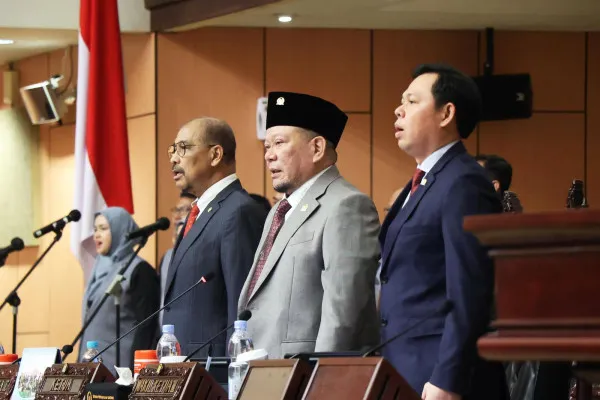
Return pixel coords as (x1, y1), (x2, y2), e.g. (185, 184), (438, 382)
(473, 73), (533, 121)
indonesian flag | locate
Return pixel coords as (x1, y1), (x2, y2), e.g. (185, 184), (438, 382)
(71, 0), (134, 282)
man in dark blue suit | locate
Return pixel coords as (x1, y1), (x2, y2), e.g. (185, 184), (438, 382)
(163, 117), (267, 357)
(379, 64), (507, 400)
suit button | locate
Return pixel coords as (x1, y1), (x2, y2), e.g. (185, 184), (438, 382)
(381, 319), (388, 327)
(381, 276), (388, 284)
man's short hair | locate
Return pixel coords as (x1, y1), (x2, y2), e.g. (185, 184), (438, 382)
(476, 154), (513, 192)
(412, 63), (482, 139)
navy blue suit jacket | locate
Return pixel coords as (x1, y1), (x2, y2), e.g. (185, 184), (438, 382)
(379, 142), (506, 398)
(162, 180), (267, 357)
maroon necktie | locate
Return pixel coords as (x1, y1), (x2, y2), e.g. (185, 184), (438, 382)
(411, 168), (426, 194)
(183, 203), (200, 237)
(246, 199), (291, 299)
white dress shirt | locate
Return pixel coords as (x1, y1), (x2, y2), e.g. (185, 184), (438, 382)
(283, 166), (332, 221)
(402, 141), (459, 208)
(193, 173), (239, 219)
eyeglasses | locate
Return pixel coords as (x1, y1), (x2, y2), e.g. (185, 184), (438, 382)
(168, 142), (221, 158)
(168, 142), (201, 158)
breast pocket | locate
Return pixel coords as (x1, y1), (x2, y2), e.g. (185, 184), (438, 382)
(288, 231), (314, 246)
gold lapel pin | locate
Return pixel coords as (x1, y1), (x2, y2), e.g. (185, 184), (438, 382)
(301, 204), (308, 212)
(421, 178), (427, 185)
(207, 207), (212, 213)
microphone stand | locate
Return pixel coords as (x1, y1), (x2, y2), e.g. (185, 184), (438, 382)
(0, 227), (64, 353)
(93, 275), (212, 361)
(63, 235), (148, 362)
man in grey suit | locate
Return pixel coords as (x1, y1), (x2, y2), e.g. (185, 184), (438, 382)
(238, 92), (381, 359)
(163, 117), (268, 357)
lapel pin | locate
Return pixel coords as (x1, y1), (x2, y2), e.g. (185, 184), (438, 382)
(301, 204), (308, 212)
(207, 207), (212, 213)
(421, 178), (427, 185)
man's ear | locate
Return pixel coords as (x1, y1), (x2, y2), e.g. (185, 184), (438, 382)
(311, 136), (327, 163)
(210, 145), (224, 166)
(439, 102), (456, 129)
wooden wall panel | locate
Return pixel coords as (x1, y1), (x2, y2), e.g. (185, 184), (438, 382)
(483, 32), (586, 112)
(128, 115), (157, 266)
(265, 29), (371, 113)
(44, 124), (83, 353)
(372, 30), (479, 218)
(587, 33), (600, 207)
(0, 64), (7, 111)
(479, 114), (585, 211)
(336, 114), (371, 197)
(0, 262), (18, 351)
(123, 34), (156, 118)
(156, 28), (264, 259)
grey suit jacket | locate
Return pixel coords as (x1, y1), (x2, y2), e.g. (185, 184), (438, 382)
(238, 166), (381, 358)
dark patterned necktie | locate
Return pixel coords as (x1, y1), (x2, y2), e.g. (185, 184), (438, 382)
(411, 168), (425, 194)
(245, 199), (291, 299)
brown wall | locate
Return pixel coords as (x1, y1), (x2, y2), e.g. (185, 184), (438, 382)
(156, 28), (600, 259)
(1, 27), (598, 357)
(0, 33), (156, 356)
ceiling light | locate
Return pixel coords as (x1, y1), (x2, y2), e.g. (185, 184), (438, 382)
(0, 39), (14, 45)
(278, 15), (292, 23)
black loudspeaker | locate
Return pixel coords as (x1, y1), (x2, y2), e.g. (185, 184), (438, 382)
(473, 74), (533, 121)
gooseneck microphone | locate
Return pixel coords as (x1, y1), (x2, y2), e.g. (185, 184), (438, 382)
(183, 310), (252, 362)
(34, 210), (81, 238)
(127, 217), (170, 241)
(362, 300), (454, 357)
(0, 237), (25, 267)
(91, 273), (215, 361)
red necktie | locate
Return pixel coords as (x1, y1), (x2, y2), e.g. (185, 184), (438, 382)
(411, 168), (425, 194)
(183, 204), (200, 237)
(246, 199), (291, 299)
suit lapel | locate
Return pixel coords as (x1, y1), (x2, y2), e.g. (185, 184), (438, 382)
(381, 142), (467, 267)
(247, 166), (340, 303)
(165, 180), (241, 297)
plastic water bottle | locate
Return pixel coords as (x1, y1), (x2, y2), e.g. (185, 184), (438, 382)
(81, 341), (102, 363)
(228, 321), (254, 399)
(156, 324), (181, 360)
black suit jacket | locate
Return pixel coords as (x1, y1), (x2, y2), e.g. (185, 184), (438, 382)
(162, 179), (267, 357)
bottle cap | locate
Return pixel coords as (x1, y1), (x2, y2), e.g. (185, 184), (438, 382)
(162, 324), (175, 334)
(87, 341), (99, 349)
(234, 320), (247, 330)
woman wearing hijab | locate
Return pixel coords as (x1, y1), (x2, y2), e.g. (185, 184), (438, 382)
(79, 207), (160, 371)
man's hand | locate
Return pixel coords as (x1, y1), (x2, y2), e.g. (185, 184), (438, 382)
(421, 382), (461, 400)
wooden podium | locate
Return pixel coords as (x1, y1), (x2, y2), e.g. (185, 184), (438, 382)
(302, 357), (419, 400)
(237, 359), (312, 399)
(237, 357), (419, 400)
(464, 209), (600, 362)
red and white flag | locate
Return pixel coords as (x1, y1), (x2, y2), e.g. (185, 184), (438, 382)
(71, 0), (134, 282)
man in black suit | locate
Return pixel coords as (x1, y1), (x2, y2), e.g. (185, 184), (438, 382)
(163, 117), (267, 357)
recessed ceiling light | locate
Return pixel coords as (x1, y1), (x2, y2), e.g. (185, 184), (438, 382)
(278, 15), (293, 23)
(0, 39), (14, 45)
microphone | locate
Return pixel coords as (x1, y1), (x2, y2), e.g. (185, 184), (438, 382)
(126, 217), (170, 241)
(362, 300), (454, 357)
(92, 273), (214, 361)
(34, 210), (81, 238)
(183, 310), (252, 362)
(0, 237), (25, 258)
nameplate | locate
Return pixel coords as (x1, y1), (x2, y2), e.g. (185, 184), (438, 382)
(130, 363), (190, 400)
(0, 365), (19, 400)
(35, 363), (115, 400)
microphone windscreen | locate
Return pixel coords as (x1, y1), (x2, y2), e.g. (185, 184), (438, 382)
(238, 310), (252, 321)
(157, 217), (170, 230)
(61, 344), (74, 355)
(11, 237), (24, 250)
(69, 209), (82, 222)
